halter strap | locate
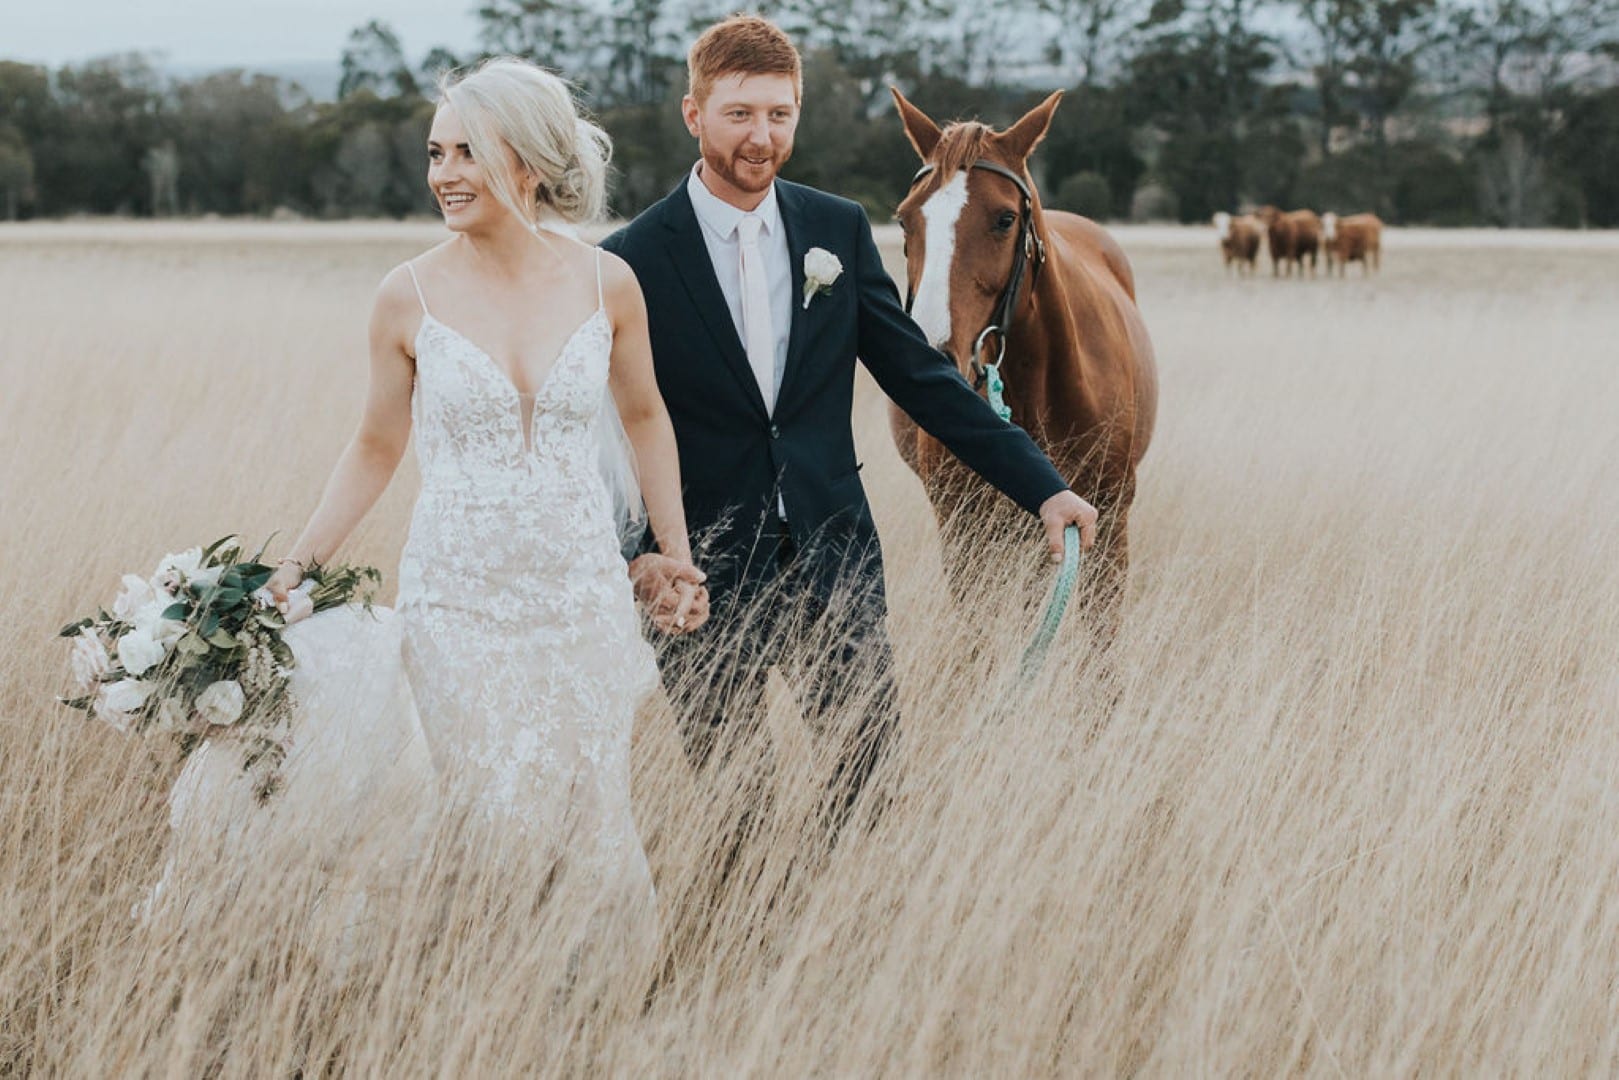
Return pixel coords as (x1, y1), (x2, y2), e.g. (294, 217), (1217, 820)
(594, 247), (604, 309)
(905, 158), (1047, 398)
(404, 261), (430, 317)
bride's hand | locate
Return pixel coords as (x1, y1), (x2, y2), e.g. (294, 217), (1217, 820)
(629, 554), (708, 634)
(264, 559), (305, 605)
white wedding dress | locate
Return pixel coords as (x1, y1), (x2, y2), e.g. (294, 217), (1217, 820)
(149, 248), (659, 935)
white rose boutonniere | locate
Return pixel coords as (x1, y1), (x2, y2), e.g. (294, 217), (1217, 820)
(803, 247), (843, 309)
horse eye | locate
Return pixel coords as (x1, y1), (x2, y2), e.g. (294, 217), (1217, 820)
(994, 211), (1017, 234)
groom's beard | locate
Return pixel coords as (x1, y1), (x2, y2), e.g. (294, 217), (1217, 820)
(700, 139), (792, 195)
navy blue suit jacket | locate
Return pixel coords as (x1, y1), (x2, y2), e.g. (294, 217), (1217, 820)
(602, 176), (1068, 616)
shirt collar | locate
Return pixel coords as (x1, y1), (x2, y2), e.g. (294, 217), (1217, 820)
(687, 162), (781, 241)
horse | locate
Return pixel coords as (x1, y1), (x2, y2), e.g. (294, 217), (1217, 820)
(1255, 206), (1322, 277)
(1322, 212), (1383, 275)
(1213, 211), (1263, 276)
(888, 88), (1157, 634)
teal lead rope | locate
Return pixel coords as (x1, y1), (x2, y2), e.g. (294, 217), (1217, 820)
(983, 362), (1012, 422)
(1018, 524), (1082, 681)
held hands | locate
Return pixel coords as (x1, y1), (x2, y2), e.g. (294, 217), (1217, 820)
(628, 553), (709, 634)
(1038, 490), (1099, 561)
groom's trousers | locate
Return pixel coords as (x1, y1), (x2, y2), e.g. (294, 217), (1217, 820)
(652, 516), (900, 831)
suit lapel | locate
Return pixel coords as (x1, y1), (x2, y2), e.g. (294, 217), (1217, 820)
(776, 181), (812, 407)
(660, 182), (769, 420)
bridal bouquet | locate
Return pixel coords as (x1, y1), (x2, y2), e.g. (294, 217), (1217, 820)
(59, 536), (381, 801)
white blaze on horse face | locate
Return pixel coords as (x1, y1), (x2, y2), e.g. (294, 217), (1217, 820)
(1322, 212), (1338, 241)
(910, 172), (969, 350)
(1213, 211), (1231, 239)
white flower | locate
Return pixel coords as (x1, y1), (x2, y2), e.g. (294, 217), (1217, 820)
(95, 678), (153, 732)
(155, 547), (205, 591)
(133, 598), (186, 647)
(802, 247), (843, 308)
(196, 680), (245, 727)
(116, 626), (167, 677)
(187, 564), (224, 589)
(70, 629), (111, 692)
(251, 587), (276, 610)
(112, 574), (159, 621)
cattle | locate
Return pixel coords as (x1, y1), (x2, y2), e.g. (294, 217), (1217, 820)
(1213, 211), (1262, 276)
(1322, 212), (1383, 275)
(1255, 206), (1322, 277)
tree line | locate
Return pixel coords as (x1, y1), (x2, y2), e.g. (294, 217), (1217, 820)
(0, 0), (1615, 226)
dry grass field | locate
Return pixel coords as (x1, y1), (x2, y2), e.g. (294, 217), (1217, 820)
(2, 219), (1618, 1076)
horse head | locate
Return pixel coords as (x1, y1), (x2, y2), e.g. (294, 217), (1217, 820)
(891, 87), (1061, 387)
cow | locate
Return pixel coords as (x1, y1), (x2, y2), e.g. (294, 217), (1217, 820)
(1255, 206), (1322, 278)
(1322, 212), (1383, 275)
(1213, 211), (1262, 276)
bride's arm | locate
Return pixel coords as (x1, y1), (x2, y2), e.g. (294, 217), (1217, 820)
(601, 252), (706, 631)
(267, 269), (417, 598)
(603, 253), (692, 563)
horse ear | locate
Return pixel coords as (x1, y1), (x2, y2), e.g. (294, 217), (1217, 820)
(999, 90), (1063, 163)
(891, 86), (942, 160)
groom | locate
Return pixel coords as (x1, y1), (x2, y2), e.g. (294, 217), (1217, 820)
(605, 15), (1097, 817)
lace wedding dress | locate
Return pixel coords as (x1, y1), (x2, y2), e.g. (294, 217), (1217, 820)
(148, 248), (658, 937)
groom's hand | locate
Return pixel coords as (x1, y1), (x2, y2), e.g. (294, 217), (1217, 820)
(629, 554), (709, 633)
(1038, 490), (1099, 560)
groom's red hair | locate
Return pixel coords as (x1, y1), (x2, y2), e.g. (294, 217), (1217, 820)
(687, 15), (802, 104)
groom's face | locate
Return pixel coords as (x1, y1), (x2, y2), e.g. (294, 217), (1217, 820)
(683, 73), (799, 206)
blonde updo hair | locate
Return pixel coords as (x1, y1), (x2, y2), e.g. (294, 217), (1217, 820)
(436, 57), (612, 226)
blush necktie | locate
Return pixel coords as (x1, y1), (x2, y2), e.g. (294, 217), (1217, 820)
(736, 213), (776, 415)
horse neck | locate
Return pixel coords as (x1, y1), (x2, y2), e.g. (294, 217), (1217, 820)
(1009, 224), (1107, 423)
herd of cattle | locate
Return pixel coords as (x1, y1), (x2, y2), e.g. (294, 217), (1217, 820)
(1212, 208), (1384, 277)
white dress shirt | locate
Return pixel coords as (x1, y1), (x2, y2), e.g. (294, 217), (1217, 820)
(686, 163), (793, 409)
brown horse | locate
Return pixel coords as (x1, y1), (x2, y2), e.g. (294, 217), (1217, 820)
(889, 88), (1157, 628)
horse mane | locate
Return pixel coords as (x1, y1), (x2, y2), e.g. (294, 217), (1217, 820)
(932, 121), (995, 178)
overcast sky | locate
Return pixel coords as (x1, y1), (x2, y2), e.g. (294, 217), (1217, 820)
(5, 1), (484, 67)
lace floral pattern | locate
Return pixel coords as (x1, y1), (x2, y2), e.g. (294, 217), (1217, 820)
(399, 291), (657, 894)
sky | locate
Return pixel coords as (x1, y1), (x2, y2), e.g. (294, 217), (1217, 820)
(3, 1), (484, 68)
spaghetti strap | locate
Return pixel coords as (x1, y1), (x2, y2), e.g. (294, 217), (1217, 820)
(594, 248), (604, 310)
(404, 261), (430, 316)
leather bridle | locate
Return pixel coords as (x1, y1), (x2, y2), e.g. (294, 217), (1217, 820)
(903, 159), (1048, 396)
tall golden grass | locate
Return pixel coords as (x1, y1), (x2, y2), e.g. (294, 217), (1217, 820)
(3, 220), (1618, 1075)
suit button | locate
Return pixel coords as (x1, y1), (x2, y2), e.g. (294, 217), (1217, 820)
(770, 424), (781, 439)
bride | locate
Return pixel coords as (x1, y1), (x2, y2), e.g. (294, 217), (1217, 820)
(152, 58), (707, 938)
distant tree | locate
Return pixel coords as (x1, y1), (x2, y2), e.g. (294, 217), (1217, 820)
(1125, 0), (1287, 218)
(172, 71), (300, 214)
(1339, 0), (1442, 153)
(0, 62), (53, 140)
(476, 0), (599, 73)
(142, 142), (180, 216)
(419, 47), (464, 88)
(1036, 0), (1150, 87)
(47, 54), (169, 214)
(1294, 0), (1359, 156)
(1552, 83), (1619, 225)
(340, 20), (420, 99)
(1041, 85), (1147, 217)
(0, 126), (35, 220)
